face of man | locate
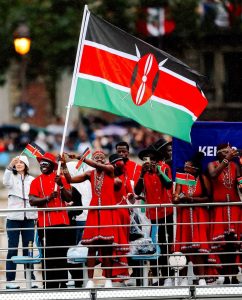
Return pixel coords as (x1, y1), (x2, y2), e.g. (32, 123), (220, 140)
(40, 160), (55, 174)
(165, 145), (172, 160)
(116, 146), (129, 162)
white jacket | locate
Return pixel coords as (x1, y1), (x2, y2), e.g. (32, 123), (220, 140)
(2, 169), (37, 220)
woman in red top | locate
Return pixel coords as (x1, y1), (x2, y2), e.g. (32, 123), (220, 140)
(109, 154), (135, 283)
(62, 150), (127, 288)
(208, 143), (242, 284)
(173, 152), (211, 286)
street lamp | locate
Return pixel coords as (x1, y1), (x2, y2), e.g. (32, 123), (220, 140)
(13, 23), (34, 119)
(13, 23), (31, 55)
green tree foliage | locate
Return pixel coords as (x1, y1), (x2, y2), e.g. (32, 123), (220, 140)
(0, 0), (139, 113)
(1, 0), (242, 113)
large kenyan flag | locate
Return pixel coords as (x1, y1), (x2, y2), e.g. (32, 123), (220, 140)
(70, 7), (208, 142)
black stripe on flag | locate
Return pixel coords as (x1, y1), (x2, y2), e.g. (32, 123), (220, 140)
(85, 12), (207, 89)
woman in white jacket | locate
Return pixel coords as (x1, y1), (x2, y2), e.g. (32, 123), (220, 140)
(3, 155), (37, 289)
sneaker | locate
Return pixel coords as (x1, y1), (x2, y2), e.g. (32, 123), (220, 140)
(198, 279), (207, 286)
(125, 278), (136, 286)
(86, 280), (94, 288)
(31, 281), (38, 288)
(66, 280), (75, 287)
(6, 281), (20, 289)
(216, 276), (224, 284)
(104, 279), (113, 288)
(164, 278), (173, 287)
(179, 277), (188, 286)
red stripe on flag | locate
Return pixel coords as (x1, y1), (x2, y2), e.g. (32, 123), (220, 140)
(25, 144), (43, 158)
(154, 71), (207, 118)
(79, 45), (207, 117)
(176, 172), (195, 181)
(75, 149), (91, 170)
(79, 45), (136, 87)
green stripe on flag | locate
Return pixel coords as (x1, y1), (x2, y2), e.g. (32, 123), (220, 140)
(23, 149), (36, 158)
(157, 166), (172, 183)
(73, 78), (193, 142)
(175, 178), (196, 186)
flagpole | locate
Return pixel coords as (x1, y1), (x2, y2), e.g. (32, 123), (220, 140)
(56, 4), (90, 178)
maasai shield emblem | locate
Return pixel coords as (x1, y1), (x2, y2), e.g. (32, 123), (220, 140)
(131, 53), (159, 106)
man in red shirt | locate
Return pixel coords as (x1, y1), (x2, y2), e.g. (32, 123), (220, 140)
(115, 142), (141, 188)
(135, 146), (173, 286)
(29, 152), (72, 289)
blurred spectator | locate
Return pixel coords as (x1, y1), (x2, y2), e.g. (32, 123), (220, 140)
(34, 132), (49, 152)
(76, 128), (92, 154)
(0, 138), (10, 168)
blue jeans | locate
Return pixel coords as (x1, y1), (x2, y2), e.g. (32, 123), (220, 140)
(6, 219), (35, 282)
(75, 221), (86, 243)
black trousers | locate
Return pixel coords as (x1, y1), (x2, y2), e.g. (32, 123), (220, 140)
(38, 225), (70, 289)
(151, 214), (174, 278)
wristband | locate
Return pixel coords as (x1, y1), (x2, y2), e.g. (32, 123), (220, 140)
(222, 158), (229, 165)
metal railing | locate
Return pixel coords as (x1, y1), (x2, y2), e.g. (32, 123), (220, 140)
(0, 202), (242, 299)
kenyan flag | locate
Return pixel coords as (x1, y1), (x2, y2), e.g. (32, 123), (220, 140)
(70, 7), (208, 142)
(175, 172), (196, 186)
(23, 143), (45, 159)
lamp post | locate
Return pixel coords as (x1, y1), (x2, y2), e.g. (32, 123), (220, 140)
(13, 23), (34, 120)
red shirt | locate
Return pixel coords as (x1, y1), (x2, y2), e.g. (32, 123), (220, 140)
(124, 160), (141, 187)
(29, 172), (71, 227)
(143, 163), (173, 220)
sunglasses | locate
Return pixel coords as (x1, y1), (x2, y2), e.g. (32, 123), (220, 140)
(40, 161), (51, 167)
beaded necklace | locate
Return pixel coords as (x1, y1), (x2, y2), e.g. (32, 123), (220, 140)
(222, 163), (233, 189)
(94, 170), (104, 203)
(187, 177), (198, 197)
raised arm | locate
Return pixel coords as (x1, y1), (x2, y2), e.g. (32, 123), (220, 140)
(208, 148), (238, 178)
(83, 157), (114, 177)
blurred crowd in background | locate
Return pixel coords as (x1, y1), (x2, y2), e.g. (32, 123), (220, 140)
(0, 114), (168, 167)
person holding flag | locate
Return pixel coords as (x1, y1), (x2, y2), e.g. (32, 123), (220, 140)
(60, 150), (129, 288)
(29, 152), (72, 289)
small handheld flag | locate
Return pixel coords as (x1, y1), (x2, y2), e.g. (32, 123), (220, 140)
(157, 165), (172, 183)
(23, 143), (45, 159)
(175, 172), (196, 186)
(76, 148), (91, 170)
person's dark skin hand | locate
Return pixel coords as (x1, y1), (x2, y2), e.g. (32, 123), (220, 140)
(55, 175), (63, 187)
(225, 148), (239, 161)
(141, 162), (150, 176)
(64, 152), (79, 160)
(49, 191), (58, 200)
